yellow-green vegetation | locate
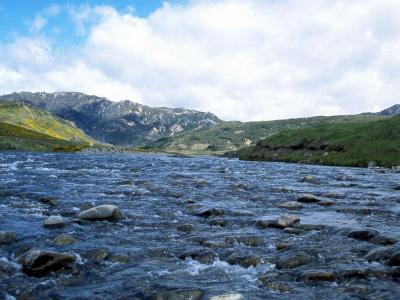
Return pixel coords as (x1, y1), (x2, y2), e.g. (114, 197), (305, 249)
(0, 101), (95, 152)
(148, 114), (385, 155)
(233, 115), (400, 168)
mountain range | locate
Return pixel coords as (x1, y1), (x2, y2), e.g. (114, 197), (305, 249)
(1, 91), (400, 166)
(0, 92), (222, 146)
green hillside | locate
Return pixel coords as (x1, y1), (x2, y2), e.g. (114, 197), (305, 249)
(147, 114), (385, 155)
(233, 115), (400, 168)
(0, 101), (95, 152)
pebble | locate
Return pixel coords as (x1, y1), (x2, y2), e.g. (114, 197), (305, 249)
(43, 215), (65, 228)
(78, 205), (123, 221)
(196, 208), (224, 218)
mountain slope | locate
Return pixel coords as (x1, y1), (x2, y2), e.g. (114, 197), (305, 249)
(376, 104), (400, 116)
(232, 115), (400, 168)
(0, 101), (95, 151)
(148, 114), (385, 155)
(0, 92), (222, 146)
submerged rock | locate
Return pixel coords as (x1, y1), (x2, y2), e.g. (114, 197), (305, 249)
(348, 230), (379, 241)
(78, 205), (123, 221)
(299, 270), (336, 282)
(196, 208), (224, 218)
(43, 215), (65, 228)
(179, 249), (217, 264)
(0, 231), (16, 245)
(53, 235), (76, 246)
(388, 252), (400, 266)
(177, 224), (194, 233)
(18, 250), (76, 277)
(276, 252), (312, 269)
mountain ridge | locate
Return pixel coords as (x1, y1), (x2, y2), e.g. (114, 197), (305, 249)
(0, 92), (222, 146)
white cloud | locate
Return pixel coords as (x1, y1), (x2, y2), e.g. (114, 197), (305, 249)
(1, 0), (400, 121)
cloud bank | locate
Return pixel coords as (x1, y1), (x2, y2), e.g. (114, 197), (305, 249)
(1, 0), (400, 121)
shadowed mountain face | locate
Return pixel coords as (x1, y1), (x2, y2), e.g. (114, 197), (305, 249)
(377, 104), (400, 116)
(0, 92), (222, 146)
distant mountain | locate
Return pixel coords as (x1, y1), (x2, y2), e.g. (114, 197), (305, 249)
(0, 92), (222, 146)
(0, 101), (95, 152)
(376, 104), (400, 116)
(147, 114), (385, 155)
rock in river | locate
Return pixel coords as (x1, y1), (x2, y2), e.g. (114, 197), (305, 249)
(277, 215), (300, 228)
(297, 194), (320, 203)
(279, 201), (303, 210)
(276, 252), (312, 269)
(299, 270), (336, 282)
(196, 208), (224, 218)
(209, 293), (243, 300)
(348, 229), (379, 241)
(18, 250), (76, 277)
(43, 215), (65, 228)
(78, 205), (123, 221)
(53, 235), (76, 246)
(0, 231), (16, 245)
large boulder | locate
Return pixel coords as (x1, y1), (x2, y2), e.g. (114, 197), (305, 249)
(78, 205), (123, 221)
(18, 250), (76, 277)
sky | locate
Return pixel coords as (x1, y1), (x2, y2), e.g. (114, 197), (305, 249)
(1, 0), (400, 121)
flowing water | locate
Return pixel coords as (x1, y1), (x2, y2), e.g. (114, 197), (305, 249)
(1, 152), (400, 299)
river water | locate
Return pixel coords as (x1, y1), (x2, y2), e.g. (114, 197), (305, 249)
(1, 152), (400, 299)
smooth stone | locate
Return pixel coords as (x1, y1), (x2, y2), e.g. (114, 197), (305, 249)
(348, 229), (379, 241)
(209, 293), (243, 300)
(0, 231), (16, 245)
(258, 275), (291, 292)
(279, 201), (303, 210)
(53, 235), (76, 246)
(277, 215), (300, 228)
(43, 215), (65, 228)
(196, 208), (224, 218)
(300, 175), (320, 184)
(297, 194), (320, 203)
(299, 270), (336, 281)
(18, 250), (76, 277)
(276, 252), (312, 269)
(177, 224), (194, 233)
(78, 205), (123, 221)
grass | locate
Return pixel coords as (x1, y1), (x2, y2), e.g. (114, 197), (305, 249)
(234, 115), (400, 168)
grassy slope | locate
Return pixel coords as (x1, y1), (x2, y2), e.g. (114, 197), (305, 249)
(234, 115), (400, 168)
(148, 114), (385, 155)
(0, 102), (95, 152)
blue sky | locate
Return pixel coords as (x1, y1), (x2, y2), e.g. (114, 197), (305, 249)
(0, 1), (185, 43)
